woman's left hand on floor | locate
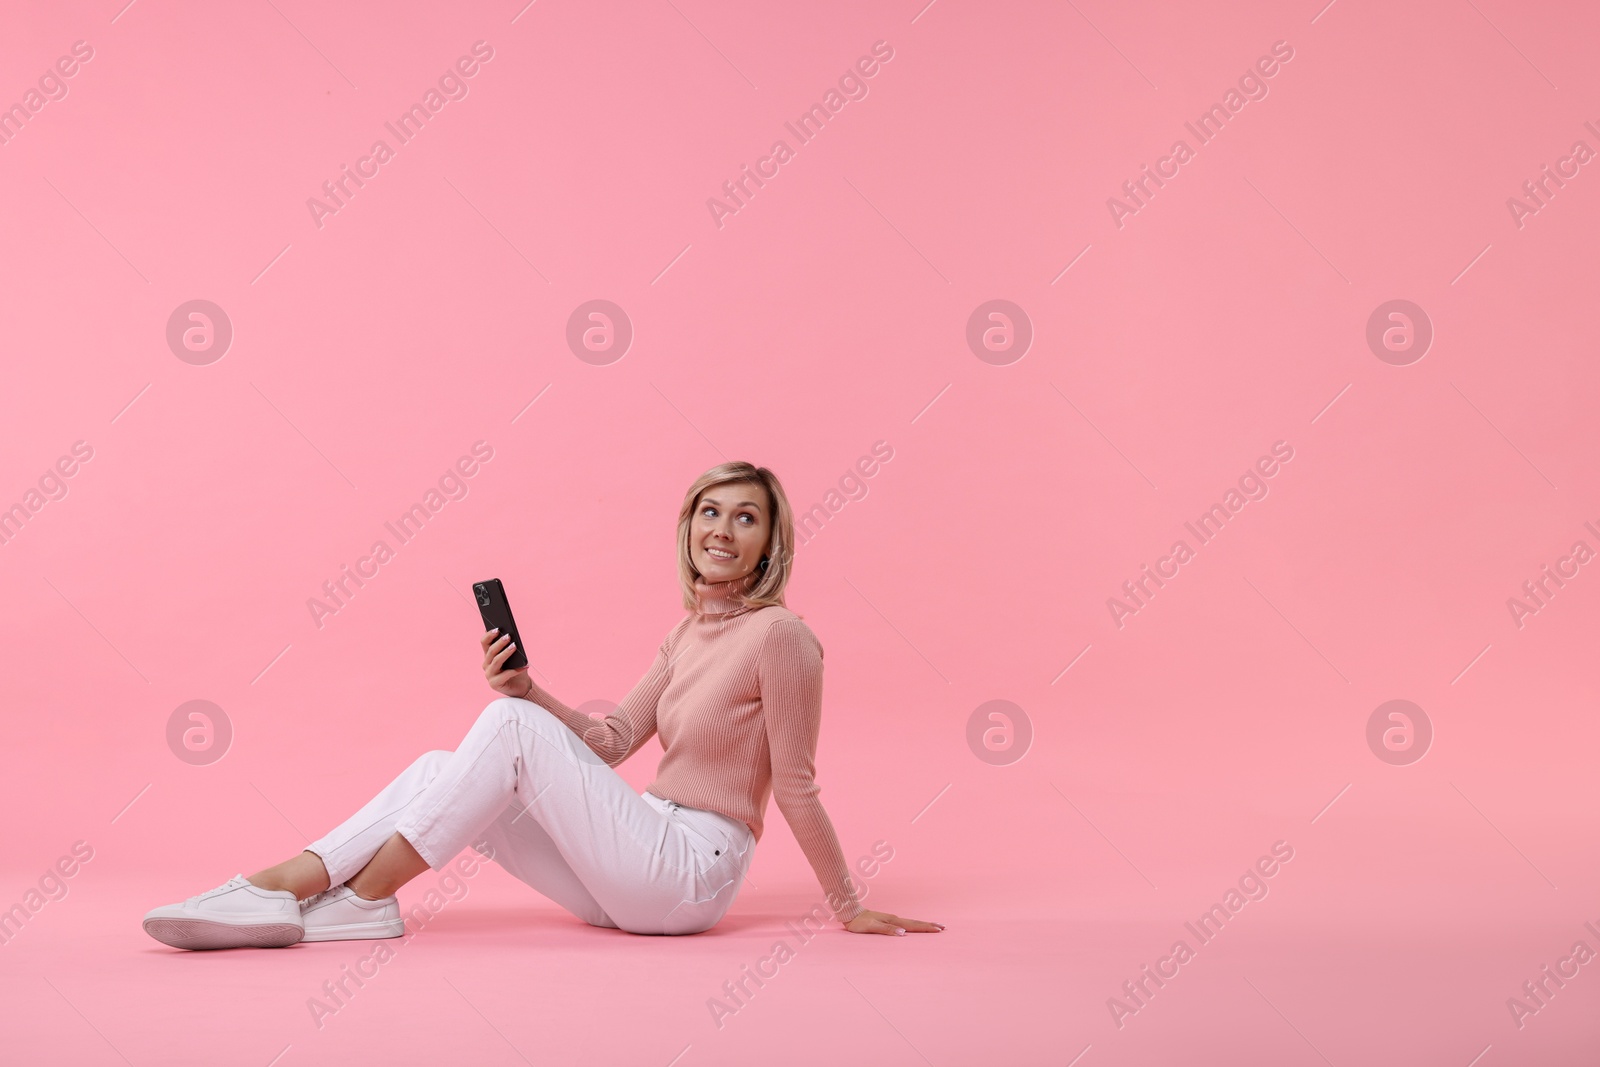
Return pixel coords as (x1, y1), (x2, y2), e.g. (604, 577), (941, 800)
(843, 908), (944, 935)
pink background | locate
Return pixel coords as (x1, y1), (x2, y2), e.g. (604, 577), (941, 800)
(3, 0), (1599, 1063)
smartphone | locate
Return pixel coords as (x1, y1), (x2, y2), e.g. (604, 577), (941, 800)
(473, 578), (529, 670)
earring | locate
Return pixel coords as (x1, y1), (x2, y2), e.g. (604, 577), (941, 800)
(758, 556), (769, 572)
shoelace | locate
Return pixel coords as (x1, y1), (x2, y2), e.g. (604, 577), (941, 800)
(301, 885), (352, 909)
(185, 876), (247, 905)
(300, 885), (360, 910)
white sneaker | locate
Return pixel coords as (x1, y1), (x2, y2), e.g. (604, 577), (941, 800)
(299, 884), (404, 942)
(142, 874), (304, 950)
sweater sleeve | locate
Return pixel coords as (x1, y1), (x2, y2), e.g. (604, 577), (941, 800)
(758, 617), (864, 924)
(527, 632), (673, 767)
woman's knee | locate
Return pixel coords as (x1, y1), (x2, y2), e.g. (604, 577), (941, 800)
(484, 696), (551, 732)
(485, 695), (557, 721)
(408, 749), (452, 776)
(482, 697), (570, 746)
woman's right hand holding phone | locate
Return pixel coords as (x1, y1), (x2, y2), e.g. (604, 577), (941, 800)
(481, 629), (533, 699)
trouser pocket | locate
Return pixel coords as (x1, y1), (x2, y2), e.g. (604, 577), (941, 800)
(660, 855), (742, 935)
(681, 823), (729, 871)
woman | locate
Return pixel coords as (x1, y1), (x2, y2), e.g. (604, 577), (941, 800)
(142, 461), (943, 947)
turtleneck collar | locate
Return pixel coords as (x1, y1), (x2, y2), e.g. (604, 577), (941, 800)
(692, 569), (761, 618)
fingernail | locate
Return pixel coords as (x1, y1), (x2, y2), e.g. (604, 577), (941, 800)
(489, 628), (498, 634)
(894, 927), (905, 935)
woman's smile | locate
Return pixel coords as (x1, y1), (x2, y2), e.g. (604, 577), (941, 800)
(693, 483), (770, 580)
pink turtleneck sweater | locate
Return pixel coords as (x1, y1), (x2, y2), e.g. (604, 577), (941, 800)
(525, 574), (864, 924)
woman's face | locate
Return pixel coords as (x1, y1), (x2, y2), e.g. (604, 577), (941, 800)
(691, 481), (771, 583)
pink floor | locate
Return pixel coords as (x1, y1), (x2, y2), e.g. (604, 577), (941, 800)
(6, 776), (1600, 1065)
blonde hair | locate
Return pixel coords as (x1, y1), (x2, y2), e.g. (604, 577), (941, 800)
(676, 462), (796, 613)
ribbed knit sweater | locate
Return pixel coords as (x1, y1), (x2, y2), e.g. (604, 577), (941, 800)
(526, 573), (864, 923)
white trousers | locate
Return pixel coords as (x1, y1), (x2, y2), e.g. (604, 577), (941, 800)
(305, 697), (755, 935)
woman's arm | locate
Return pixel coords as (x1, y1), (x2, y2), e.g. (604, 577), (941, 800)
(522, 634), (675, 767)
(758, 618), (866, 925)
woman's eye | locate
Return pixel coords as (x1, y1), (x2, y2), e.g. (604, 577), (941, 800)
(699, 505), (755, 524)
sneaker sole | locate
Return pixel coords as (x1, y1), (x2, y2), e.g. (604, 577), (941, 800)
(143, 917), (303, 950)
(300, 918), (406, 942)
